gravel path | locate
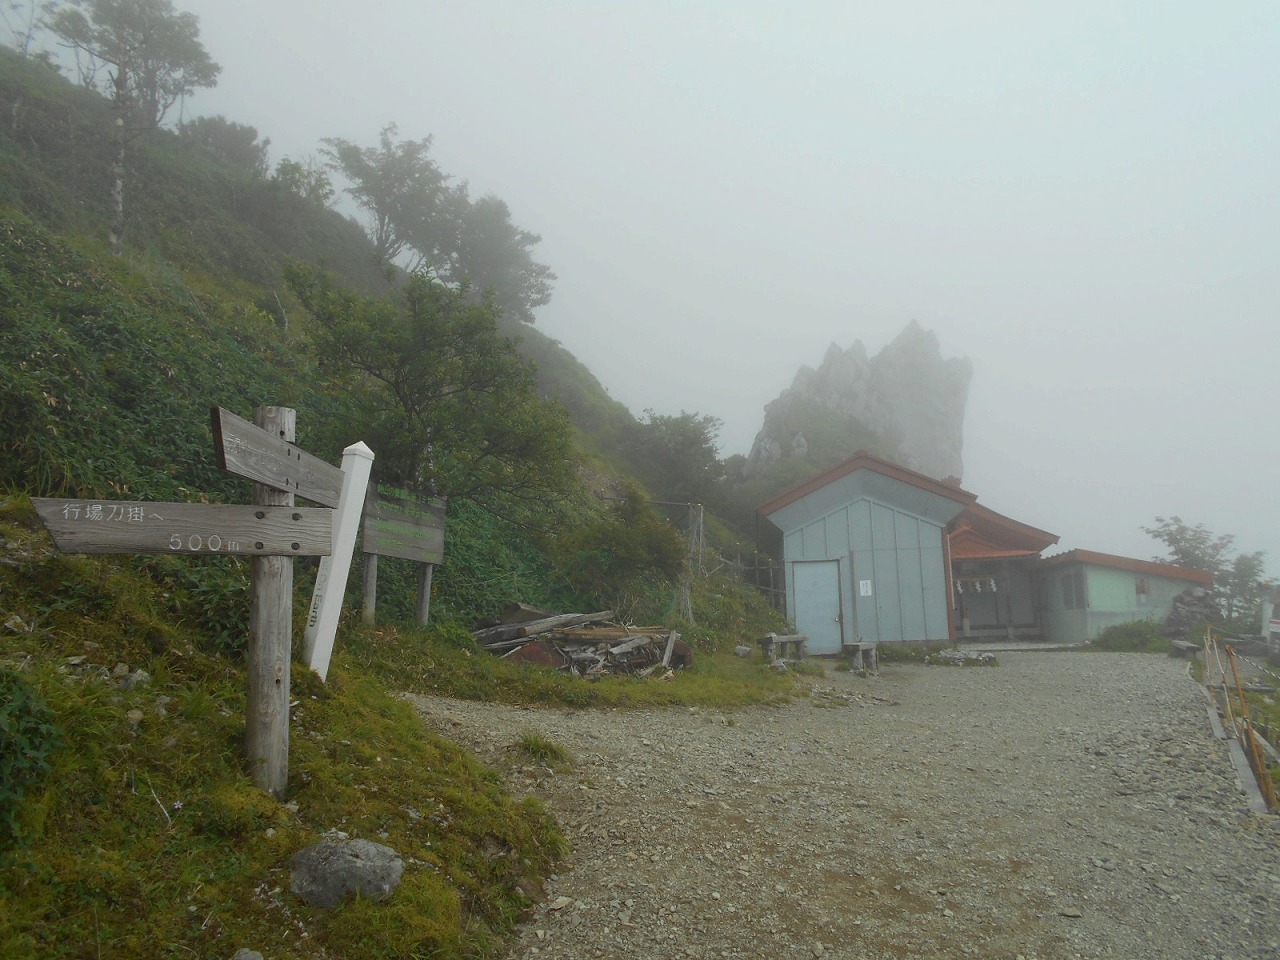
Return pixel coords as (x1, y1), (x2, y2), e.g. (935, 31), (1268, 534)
(408, 652), (1280, 960)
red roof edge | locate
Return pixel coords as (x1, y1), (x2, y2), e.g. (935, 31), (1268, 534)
(757, 450), (978, 518)
(951, 502), (1060, 546)
(1040, 548), (1213, 585)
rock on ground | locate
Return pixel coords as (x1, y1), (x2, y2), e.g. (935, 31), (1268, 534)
(407, 652), (1280, 960)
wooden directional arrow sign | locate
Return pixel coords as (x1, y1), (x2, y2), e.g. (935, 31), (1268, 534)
(211, 406), (344, 507)
(32, 499), (332, 556)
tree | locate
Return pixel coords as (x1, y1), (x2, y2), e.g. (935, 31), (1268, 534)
(632, 410), (725, 506)
(272, 155), (333, 207)
(1, 1), (62, 58)
(549, 479), (686, 607)
(1220, 551), (1269, 623)
(450, 192), (555, 328)
(179, 115), (269, 178)
(321, 124), (556, 324)
(320, 123), (452, 268)
(287, 265), (574, 508)
(1142, 515), (1269, 624)
(49, 0), (219, 250)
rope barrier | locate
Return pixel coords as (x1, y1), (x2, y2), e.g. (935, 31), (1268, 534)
(1204, 629), (1277, 811)
(1233, 652), (1280, 687)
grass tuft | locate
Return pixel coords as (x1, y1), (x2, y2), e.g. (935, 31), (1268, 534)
(515, 732), (573, 769)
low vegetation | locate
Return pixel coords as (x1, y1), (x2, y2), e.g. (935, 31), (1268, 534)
(1089, 621), (1173, 654)
(0, 497), (792, 959)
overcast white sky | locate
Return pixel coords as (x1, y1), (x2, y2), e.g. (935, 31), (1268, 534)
(178, 1), (1277, 574)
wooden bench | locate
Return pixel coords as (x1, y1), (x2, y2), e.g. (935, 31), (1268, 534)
(759, 633), (808, 661)
(842, 640), (879, 673)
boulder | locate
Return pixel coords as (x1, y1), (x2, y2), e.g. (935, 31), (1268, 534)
(290, 838), (404, 908)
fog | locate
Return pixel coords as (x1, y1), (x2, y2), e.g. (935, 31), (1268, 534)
(181, 1), (1277, 574)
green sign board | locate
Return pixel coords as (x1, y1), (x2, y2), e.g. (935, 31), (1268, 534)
(361, 484), (446, 564)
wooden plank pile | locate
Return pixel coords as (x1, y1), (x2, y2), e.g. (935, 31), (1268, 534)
(470, 606), (692, 677)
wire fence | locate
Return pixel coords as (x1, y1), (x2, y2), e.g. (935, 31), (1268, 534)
(1203, 630), (1278, 811)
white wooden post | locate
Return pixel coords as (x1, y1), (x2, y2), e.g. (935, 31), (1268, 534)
(302, 441), (375, 681)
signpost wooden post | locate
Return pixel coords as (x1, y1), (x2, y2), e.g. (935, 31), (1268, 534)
(245, 406), (297, 798)
(34, 405), (367, 799)
(359, 483), (446, 627)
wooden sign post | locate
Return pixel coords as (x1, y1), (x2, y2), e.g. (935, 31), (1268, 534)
(360, 483), (446, 627)
(245, 406), (296, 799)
(208, 406), (362, 795)
(34, 405), (366, 800)
(30, 501), (331, 555)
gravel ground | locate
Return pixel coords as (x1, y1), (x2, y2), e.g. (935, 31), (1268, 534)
(407, 652), (1280, 960)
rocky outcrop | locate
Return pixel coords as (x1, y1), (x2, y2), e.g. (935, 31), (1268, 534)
(744, 321), (971, 480)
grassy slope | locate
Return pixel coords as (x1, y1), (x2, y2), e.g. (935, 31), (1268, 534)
(0, 501), (564, 959)
(0, 495), (791, 959)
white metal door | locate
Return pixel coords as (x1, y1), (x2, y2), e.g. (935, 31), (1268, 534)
(793, 560), (843, 654)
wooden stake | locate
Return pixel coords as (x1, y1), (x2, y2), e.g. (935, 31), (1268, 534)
(246, 406), (295, 798)
(362, 552), (378, 625)
(416, 562), (434, 627)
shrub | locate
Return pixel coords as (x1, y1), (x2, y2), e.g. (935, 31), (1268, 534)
(1092, 621), (1172, 654)
(0, 669), (62, 849)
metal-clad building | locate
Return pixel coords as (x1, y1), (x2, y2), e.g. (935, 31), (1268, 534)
(1038, 549), (1213, 643)
(757, 452), (975, 652)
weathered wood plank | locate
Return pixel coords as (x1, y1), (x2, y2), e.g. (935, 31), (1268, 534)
(212, 406), (343, 507)
(472, 610), (616, 645)
(609, 635), (656, 655)
(556, 626), (667, 642)
(32, 499), (331, 556)
(518, 611), (615, 638)
(480, 636), (535, 651)
(661, 631), (680, 667)
(361, 483), (446, 564)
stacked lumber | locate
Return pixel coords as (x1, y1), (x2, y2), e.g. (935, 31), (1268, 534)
(471, 607), (692, 677)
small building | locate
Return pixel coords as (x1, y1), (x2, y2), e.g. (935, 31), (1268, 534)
(756, 451), (976, 653)
(947, 503), (1060, 641)
(1263, 584), (1280, 646)
(1038, 549), (1213, 644)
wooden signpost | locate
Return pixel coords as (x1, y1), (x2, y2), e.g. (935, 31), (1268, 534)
(360, 482), (446, 628)
(31, 500), (331, 556)
(33, 405), (368, 799)
(212, 406), (343, 507)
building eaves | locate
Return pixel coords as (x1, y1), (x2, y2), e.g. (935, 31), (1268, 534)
(756, 450), (977, 518)
(1040, 548), (1213, 585)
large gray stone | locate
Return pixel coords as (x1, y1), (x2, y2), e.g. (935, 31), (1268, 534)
(289, 838), (404, 908)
